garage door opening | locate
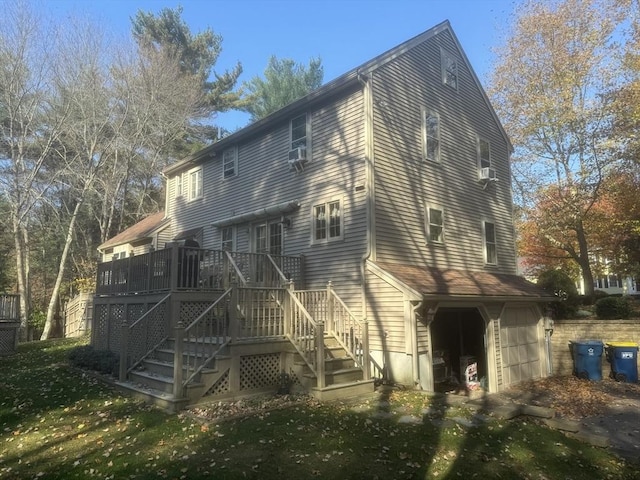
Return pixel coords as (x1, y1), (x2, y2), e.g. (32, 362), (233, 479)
(430, 308), (487, 394)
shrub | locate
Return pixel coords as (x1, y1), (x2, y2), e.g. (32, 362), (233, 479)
(537, 269), (579, 319)
(581, 290), (608, 306)
(595, 296), (632, 320)
(68, 345), (119, 375)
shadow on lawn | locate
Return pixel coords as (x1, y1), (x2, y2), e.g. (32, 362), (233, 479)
(2, 339), (637, 480)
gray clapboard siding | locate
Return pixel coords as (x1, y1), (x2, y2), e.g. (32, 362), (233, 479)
(365, 271), (407, 352)
(371, 28), (515, 274)
(165, 87), (368, 308)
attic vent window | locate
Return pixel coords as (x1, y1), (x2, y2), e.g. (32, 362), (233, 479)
(223, 146), (237, 178)
(441, 49), (458, 90)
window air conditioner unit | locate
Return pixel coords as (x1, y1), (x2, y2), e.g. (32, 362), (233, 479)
(288, 146), (308, 172)
(479, 167), (497, 182)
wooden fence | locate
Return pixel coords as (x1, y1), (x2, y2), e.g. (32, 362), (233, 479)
(64, 293), (94, 338)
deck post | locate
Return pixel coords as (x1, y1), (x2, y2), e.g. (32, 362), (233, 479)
(326, 281), (334, 334)
(315, 320), (325, 389)
(229, 283), (239, 341)
(284, 281), (293, 336)
(362, 319), (371, 380)
(119, 319), (129, 382)
(170, 244), (180, 291)
(173, 320), (185, 399)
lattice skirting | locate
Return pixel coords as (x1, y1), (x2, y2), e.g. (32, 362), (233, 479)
(205, 369), (230, 396)
(0, 324), (19, 354)
(240, 353), (281, 390)
(204, 353), (286, 398)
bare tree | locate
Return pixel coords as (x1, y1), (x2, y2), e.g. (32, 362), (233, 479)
(0, 2), (68, 338)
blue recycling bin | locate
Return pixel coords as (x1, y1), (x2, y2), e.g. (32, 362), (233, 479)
(570, 340), (604, 381)
(606, 342), (639, 383)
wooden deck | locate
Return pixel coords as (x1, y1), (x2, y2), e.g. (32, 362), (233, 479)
(96, 246), (305, 296)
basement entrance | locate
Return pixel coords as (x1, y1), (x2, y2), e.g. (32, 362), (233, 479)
(430, 308), (487, 394)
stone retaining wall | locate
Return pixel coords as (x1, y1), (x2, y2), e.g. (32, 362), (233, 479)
(551, 319), (640, 377)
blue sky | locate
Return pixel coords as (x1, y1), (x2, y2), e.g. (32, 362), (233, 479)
(43, 0), (517, 131)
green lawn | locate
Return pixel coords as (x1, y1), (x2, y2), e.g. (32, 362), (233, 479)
(1, 338), (638, 480)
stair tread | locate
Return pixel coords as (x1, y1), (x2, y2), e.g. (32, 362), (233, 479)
(311, 378), (375, 393)
(302, 366), (363, 378)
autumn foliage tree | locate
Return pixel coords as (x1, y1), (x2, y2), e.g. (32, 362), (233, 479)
(518, 171), (640, 286)
(490, 0), (627, 296)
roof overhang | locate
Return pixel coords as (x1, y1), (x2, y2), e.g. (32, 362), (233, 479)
(173, 227), (203, 241)
(370, 261), (556, 303)
(211, 200), (301, 228)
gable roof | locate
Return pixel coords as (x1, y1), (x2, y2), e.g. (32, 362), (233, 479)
(375, 262), (554, 302)
(164, 20), (511, 177)
(98, 211), (168, 251)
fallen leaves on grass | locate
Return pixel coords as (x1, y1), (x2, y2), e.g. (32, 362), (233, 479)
(505, 376), (640, 418)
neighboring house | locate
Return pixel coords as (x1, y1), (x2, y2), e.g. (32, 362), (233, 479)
(97, 211), (170, 262)
(93, 21), (554, 411)
(579, 275), (639, 297)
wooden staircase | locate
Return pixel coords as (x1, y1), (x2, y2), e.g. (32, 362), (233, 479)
(117, 334), (373, 411)
(113, 284), (374, 412)
(291, 334), (375, 401)
(117, 337), (233, 412)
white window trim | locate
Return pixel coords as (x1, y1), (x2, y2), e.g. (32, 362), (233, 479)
(477, 136), (491, 170)
(425, 204), (445, 244)
(221, 226), (235, 251)
(422, 107), (441, 163)
(290, 113), (311, 158)
(441, 48), (458, 91)
(483, 221), (497, 265)
(222, 146), (238, 179)
(187, 166), (203, 201)
(175, 173), (183, 198)
(311, 197), (344, 245)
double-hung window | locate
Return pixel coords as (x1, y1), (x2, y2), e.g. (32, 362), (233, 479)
(483, 221), (497, 265)
(221, 226), (234, 251)
(291, 114), (307, 150)
(478, 137), (491, 169)
(312, 199), (342, 243)
(223, 147), (237, 178)
(426, 206), (444, 244)
(441, 49), (458, 90)
(188, 166), (203, 201)
(423, 109), (440, 162)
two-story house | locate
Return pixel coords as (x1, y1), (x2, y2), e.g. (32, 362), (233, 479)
(94, 20), (553, 411)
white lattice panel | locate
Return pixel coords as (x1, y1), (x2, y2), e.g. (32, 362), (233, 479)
(93, 305), (110, 350)
(0, 327), (17, 354)
(240, 354), (280, 390)
(205, 369), (230, 396)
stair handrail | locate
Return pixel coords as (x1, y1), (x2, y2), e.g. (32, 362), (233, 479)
(266, 254), (290, 285)
(180, 288), (233, 387)
(225, 251), (247, 286)
(284, 284), (325, 387)
(327, 283), (370, 380)
(121, 293), (172, 379)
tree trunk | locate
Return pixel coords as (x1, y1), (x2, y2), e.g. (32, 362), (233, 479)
(12, 216), (30, 341)
(576, 221), (595, 297)
(41, 199), (84, 340)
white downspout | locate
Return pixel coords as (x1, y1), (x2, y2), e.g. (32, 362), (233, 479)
(411, 301), (423, 388)
(358, 70), (375, 319)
